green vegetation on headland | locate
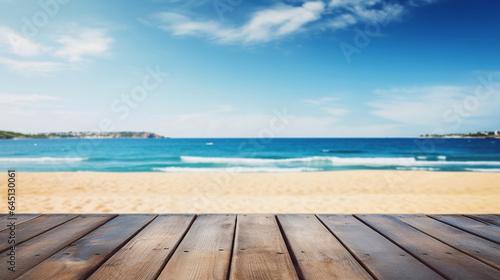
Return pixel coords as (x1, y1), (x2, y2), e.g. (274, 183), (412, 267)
(0, 130), (165, 139)
(420, 130), (500, 138)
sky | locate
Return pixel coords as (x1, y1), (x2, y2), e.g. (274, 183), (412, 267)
(0, 0), (499, 137)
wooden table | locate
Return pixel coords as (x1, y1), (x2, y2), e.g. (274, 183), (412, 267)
(1, 214), (500, 279)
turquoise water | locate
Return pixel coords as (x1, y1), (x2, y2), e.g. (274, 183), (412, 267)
(0, 138), (499, 172)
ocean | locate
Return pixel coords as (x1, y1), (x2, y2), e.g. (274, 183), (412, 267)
(0, 138), (499, 172)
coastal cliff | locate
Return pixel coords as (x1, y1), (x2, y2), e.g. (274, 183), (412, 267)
(0, 130), (165, 139)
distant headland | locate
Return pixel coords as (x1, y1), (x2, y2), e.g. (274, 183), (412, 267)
(0, 130), (165, 139)
(420, 130), (500, 138)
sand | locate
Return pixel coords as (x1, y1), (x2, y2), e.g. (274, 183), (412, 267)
(1, 171), (499, 214)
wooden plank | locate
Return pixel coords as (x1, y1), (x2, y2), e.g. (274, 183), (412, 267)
(17, 214), (157, 280)
(229, 215), (297, 280)
(0, 214), (77, 252)
(89, 214), (195, 280)
(466, 214), (500, 227)
(158, 214), (236, 280)
(1, 214), (115, 280)
(318, 214), (443, 280)
(0, 214), (41, 230)
(431, 215), (500, 244)
(277, 215), (371, 280)
(398, 214), (500, 270)
(357, 214), (500, 280)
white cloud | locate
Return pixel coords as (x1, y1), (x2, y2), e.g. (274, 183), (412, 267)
(303, 96), (350, 117)
(303, 96), (340, 105)
(55, 29), (113, 62)
(321, 107), (350, 116)
(329, 0), (381, 8)
(0, 93), (60, 105)
(151, 0), (420, 44)
(326, 14), (357, 29)
(368, 85), (500, 127)
(0, 57), (63, 73)
(0, 27), (48, 57)
(0, 26), (114, 74)
(154, 1), (325, 44)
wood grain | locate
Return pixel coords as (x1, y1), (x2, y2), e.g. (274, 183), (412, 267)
(0, 214), (41, 230)
(466, 214), (500, 227)
(398, 214), (500, 270)
(278, 214), (372, 280)
(431, 215), (500, 244)
(158, 214), (236, 280)
(88, 214), (195, 280)
(357, 214), (500, 280)
(0, 214), (77, 252)
(230, 214), (298, 280)
(0, 214), (115, 280)
(17, 214), (156, 280)
(318, 214), (443, 280)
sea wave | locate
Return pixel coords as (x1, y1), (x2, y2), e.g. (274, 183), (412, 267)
(180, 156), (500, 167)
(0, 157), (87, 162)
(321, 149), (363, 154)
(464, 168), (500, 172)
(153, 167), (319, 173)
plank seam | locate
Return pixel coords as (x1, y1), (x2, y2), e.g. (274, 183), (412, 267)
(393, 215), (500, 272)
(427, 215), (500, 245)
(275, 215), (305, 280)
(0, 214), (81, 254)
(353, 215), (451, 280)
(225, 214), (238, 280)
(13, 214), (119, 279)
(464, 215), (500, 227)
(81, 214), (160, 279)
(315, 215), (379, 280)
(0, 214), (42, 230)
(152, 214), (198, 279)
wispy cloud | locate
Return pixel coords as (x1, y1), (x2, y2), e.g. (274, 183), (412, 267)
(0, 26), (113, 73)
(0, 93), (60, 105)
(55, 29), (114, 62)
(0, 27), (48, 57)
(152, 2), (326, 44)
(0, 57), (64, 73)
(149, 0), (431, 44)
(368, 85), (500, 127)
(303, 96), (350, 117)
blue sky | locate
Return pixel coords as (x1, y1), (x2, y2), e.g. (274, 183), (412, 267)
(0, 0), (499, 137)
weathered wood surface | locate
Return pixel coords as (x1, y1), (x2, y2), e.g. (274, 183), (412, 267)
(159, 214), (235, 280)
(397, 214), (500, 270)
(230, 215), (298, 280)
(89, 214), (195, 280)
(431, 214), (500, 244)
(0, 214), (77, 252)
(5, 214), (500, 280)
(17, 214), (156, 280)
(317, 214), (444, 280)
(357, 214), (500, 280)
(278, 214), (372, 280)
(0, 214), (41, 230)
(466, 214), (500, 227)
(2, 214), (115, 280)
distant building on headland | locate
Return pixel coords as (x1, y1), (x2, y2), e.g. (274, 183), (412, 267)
(420, 130), (500, 138)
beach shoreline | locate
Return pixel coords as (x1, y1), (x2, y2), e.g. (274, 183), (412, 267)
(2, 170), (499, 214)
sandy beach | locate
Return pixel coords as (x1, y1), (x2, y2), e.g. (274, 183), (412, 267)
(2, 171), (499, 214)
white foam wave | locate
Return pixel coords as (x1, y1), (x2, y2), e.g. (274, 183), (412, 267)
(180, 156), (500, 167)
(396, 167), (439, 171)
(154, 167), (319, 173)
(0, 157), (87, 162)
(465, 168), (500, 172)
